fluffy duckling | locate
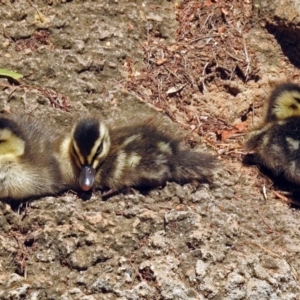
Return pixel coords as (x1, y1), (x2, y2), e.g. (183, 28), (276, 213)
(244, 117), (300, 184)
(265, 82), (300, 123)
(0, 115), (65, 200)
(244, 82), (300, 184)
(68, 117), (218, 195)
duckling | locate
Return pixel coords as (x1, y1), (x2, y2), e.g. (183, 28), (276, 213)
(244, 82), (300, 184)
(67, 117), (218, 195)
(0, 115), (65, 200)
(244, 117), (300, 184)
(264, 82), (300, 123)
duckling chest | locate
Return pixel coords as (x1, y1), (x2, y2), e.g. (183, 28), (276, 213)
(0, 161), (35, 198)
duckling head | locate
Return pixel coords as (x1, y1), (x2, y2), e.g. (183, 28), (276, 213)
(268, 83), (300, 122)
(0, 118), (25, 161)
(71, 118), (111, 191)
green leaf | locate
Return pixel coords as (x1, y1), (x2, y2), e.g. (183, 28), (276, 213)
(0, 68), (23, 80)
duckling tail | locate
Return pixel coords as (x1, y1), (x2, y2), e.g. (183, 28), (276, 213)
(171, 151), (218, 184)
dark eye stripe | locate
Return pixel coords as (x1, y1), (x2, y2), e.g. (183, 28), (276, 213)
(92, 143), (103, 163)
(95, 143), (103, 156)
(71, 145), (84, 167)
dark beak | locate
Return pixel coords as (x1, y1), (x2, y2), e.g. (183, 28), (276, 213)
(79, 165), (96, 191)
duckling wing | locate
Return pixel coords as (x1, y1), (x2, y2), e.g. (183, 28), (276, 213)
(96, 134), (173, 190)
(95, 124), (218, 190)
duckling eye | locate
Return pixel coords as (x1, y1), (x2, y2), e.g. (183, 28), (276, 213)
(95, 143), (103, 156)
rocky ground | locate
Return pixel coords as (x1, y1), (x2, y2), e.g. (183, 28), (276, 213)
(1, 0), (300, 299)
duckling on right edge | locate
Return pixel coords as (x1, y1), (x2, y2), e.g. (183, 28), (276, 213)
(244, 82), (300, 185)
(264, 82), (300, 123)
(68, 117), (219, 196)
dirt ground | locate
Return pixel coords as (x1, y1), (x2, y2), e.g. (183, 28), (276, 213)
(1, 1), (300, 299)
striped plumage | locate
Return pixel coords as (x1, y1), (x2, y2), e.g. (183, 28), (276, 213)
(244, 82), (300, 185)
(69, 117), (218, 195)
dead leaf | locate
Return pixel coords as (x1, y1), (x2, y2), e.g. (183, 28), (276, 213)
(166, 84), (186, 95)
(156, 58), (168, 65)
(221, 8), (229, 15)
(127, 23), (134, 31)
(220, 130), (236, 142)
(167, 44), (179, 52)
(205, 0), (213, 6)
(234, 121), (246, 132)
(218, 26), (226, 34)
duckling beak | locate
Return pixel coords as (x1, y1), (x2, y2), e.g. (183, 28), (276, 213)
(79, 165), (96, 191)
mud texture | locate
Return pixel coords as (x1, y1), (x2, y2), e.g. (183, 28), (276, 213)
(1, 1), (300, 299)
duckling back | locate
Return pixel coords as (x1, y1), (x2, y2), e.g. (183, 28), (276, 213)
(95, 123), (218, 191)
(0, 115), (65, 200)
